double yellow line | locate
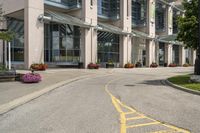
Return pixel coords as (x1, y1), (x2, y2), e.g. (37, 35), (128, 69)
(104, 78), (190, 133)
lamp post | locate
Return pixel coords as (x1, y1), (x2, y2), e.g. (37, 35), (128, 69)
(195, 0), (200, 75)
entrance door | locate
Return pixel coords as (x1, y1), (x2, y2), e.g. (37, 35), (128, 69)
(159, 43), (165, 66)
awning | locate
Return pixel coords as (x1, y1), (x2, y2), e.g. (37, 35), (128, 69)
(158, 34), (183, 45)
(95, 22), (129, 35)
(43, 10), (91, 28)
(131, 30), (154, 39)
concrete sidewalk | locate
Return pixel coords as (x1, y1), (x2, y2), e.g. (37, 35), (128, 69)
(0, 68), (111, 114)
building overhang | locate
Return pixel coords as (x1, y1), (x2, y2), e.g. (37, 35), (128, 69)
(158, 34), (183, 45)
(39, 10), (91, 28)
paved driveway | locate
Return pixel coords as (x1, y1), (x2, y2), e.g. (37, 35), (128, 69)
(0, 67), (199, 133)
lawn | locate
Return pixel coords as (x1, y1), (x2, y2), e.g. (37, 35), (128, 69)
(168, 75), (200, 91)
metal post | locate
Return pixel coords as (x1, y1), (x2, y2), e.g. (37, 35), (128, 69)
(8, 41), (11, 70)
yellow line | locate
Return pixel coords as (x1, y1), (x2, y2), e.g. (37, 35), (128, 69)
(126, 116), (146, 121)
(104, 77), (190, 133)
(126, 122), (160, 129)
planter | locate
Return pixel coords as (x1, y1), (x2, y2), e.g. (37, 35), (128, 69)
(164, 63), (168, 67)
(135, 62), (142, 68)
(30, 64), (48, 71)
(88, 63), (99, 69)
(169, 63), (177, 67)
(150, 63), (158, 68)
(106, 63), (114, 68)
(0, 70), (16, 82)
(22, 72), (42, 83)
(124, 63), (134, 68)
(183, 63), (190, 67)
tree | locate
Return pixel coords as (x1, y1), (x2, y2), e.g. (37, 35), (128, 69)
(177, 0), (198, 49)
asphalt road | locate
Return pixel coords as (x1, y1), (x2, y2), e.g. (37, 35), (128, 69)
(0, 67), (199, 133)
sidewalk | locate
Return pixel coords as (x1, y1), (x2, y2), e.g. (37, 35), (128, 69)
(0, 68), (111, 114)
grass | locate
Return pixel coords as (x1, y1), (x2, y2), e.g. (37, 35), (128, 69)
(168, 75), (200, 91)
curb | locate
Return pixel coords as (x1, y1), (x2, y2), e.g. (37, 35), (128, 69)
(165, 80), (200, 96)
(0, 74), (96, 115)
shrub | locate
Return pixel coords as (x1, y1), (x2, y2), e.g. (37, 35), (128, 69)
(30, 63), (48, 71)
(22, 71), (41, 83)
(150, 62), (158, 68)
(88, 63), (99, 69)
(169, 63), (177, 67)
(183, 63), (190, 67)
(124, 63), (134, 68)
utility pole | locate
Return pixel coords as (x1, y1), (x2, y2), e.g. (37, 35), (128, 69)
(195, 0), (200, 75)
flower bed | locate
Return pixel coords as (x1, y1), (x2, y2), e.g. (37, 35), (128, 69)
(30, 63), (48, 71)
(183, 63), (190, 67)
(168, 63), (177, 67)
(22, 71), (41, 83)
(150, 62), (158, 68)
(88, 63), (99, 69)
(124, 63), (134, 68)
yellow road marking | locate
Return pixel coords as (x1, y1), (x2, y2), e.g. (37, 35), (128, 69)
(104, 78), (190, 133)
(126, 115), (146, 121)
(126, 122), (160, 129)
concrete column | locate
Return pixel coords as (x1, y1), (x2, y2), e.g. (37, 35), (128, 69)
(0, 41), (3, 64)
(145, 0), (156, 67)
(179, 46), (185, 66)
(146, 40), (156, 66)
(119, 0), (132, 67)
(81, 0), (97, 68)
(167, 4), (173, 35)
(24, 0), (44, 69)
(164, 44), (173, 65)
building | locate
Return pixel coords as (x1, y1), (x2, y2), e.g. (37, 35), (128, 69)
(0, 0), (196, 69)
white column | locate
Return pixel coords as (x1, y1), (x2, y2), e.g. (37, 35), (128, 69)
(119, 0), (132, 67)
(146, 40), (156, 66)
(167, 4), (173, 35)
(8, 42), (11, 70)
(0, 40), (3, 64)
(81, 0), (97, 68)
(24, 0), (44, 69)
(189, 49), (196, 66)
(179, 46), (185, 66)
(146, 0), (156, 67)
(165, 44), (173, 65)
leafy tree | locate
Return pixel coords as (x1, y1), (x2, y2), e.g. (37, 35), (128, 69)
(177, 0), (198, 49)
(0, 4), (14, 42)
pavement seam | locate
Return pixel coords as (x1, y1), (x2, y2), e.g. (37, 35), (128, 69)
(165, 80), (200, 96)
(0, 74), (104, 115)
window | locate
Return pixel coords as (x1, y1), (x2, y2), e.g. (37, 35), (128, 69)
(155, 2), (166, 31)
(132, 0), (147, 26)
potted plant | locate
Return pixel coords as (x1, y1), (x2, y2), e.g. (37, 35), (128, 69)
(124, 62), (134, 68)
(164, 63), (168, 67)
(87, 63), (99, 69)
(183, 63), (190, 67)
(135, 61), (142, 68)
(150, 62), (158, 68)
(168, 63), (177, 67)
(30, 63), (48, 71)
(106, 60), (114, 68)
(22, 70), (42, 83)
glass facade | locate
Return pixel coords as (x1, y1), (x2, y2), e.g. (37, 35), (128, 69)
(172, 45), (179, 64)
(44, 0), (81, 9)
(173, 9), (178, 34)
(97, 31), (119, 63)
(155, 2), (166, 31)
(7, 18), (24, 62)
(132, 0), (147, 27)
(159, 43), (165, 66)
(44, 23), (81, 64)
(97, 0), (120, 20)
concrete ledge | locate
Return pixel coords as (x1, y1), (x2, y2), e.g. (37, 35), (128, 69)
(0, 74), (95, 115)
(165, 80), (200, 96)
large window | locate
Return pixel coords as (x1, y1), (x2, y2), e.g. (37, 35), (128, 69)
(45, 0), (81, 9)
(97, 32), (119, 63)
(173, 9), (179, 34)
(98, 0), (120, 19)
(132, 0), (147, 27)
(7, 18), (24, 62)
(155, 2), (166, 31)
(44, 23), (81, 64)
